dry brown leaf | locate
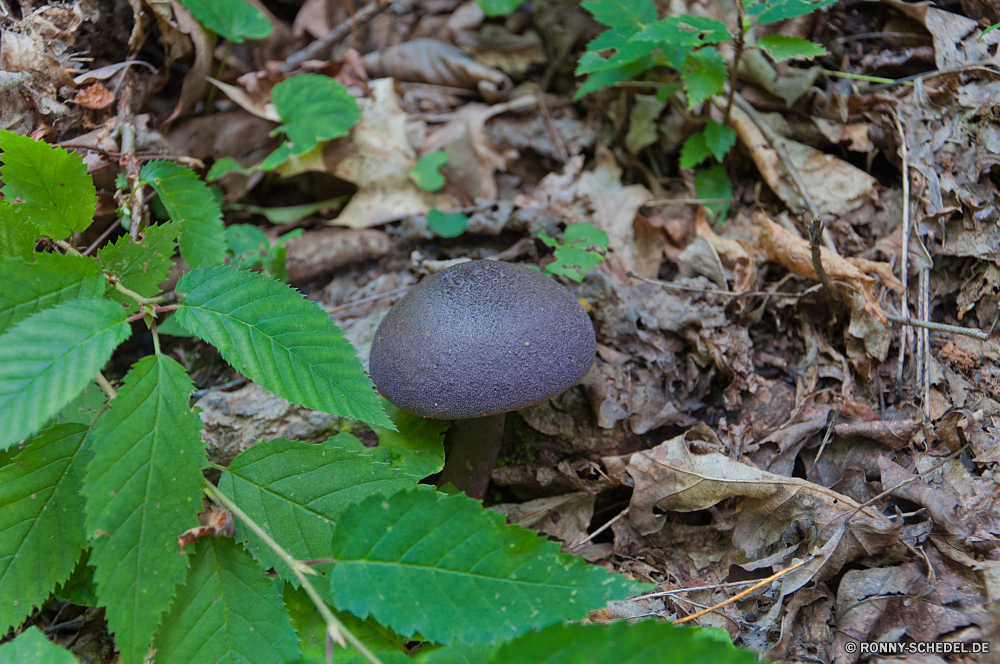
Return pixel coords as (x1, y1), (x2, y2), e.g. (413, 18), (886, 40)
(162, 0), (211, 124)
(293, 0), (331, 39)
(362, 39), (512, 102)
(491, 492), (595, 547)
(422, 96), (534, 202)
(206, 76), (281, 122)
(621, 423), (899, 574)
(178, 501), (235, 549)
(73, 82), (115, 110)
(329, 78), (457, 228)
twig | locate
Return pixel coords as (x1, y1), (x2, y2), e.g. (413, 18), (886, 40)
(892, 111), (912, 399)
(920, 268), (931, 420)
(322, 285), (413, 314)
(536, 93), (568, 163)
(117, 86), (145, 242)
(641, 576), (797, 599)
(279, 1), (381, 73)
(570, 507), (628, 551)
(641, 197), (734, 207)
(723, 0), (746, 127)
(95, 372), (116, 400)
(883, 312), (989, 341)
(107, 277), (171, 306)
(627, 271), (822, 300)
(806, 405), (840, 483)
(204, 483), (387, 664)
(83, 219), (121, 256)
(673, 558), (811, 625)
(53, 239), (84, 257)
(126, 304), (179, 323)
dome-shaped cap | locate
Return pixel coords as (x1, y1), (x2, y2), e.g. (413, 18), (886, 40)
(369, 260), (596, 420)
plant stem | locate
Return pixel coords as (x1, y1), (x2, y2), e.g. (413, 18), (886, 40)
(53, 239), (83, 257)
(95, 372), (116, 400)
(822, 69), (899, 85)
(723, 0), (747, 127)
(205, 39), (230, 114)
(107, 276), (171, 306)
(203, 483), (386, 664)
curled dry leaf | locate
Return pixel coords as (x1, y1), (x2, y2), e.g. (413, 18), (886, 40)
(422, 95), (533, 201)
(74, 82), (115, 110)
(330, 78), (457, 228)
(362, 38), (513, 102)
(729, 104), (876, 218)
(619, 423), (899, 577)
(490, 492), (595, 547)
(159, 0), (212, 124)
(177, 501), (236, 549)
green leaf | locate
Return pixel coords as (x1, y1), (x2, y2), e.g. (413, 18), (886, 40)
(632, 15), (730, 46)
(83, 354), (207, 664)
(225, 223), (271, 270)
(696, 164), (733, 222)
(328, 490), (648, 645)
(0, 626), (79, 664)
(757, 34), (828, 61)
(285, 584), (409, 663)
(416, 644), (499, 664)
(544, 246), (604, 282)
(176, 0), (273, 42)
(703, 119), (737, 162)
(655, 83), (681, 100)
(0, 299), (130, 450)
(155, 313), (195, 337)
(153, 537), (300, 664)
(574, 56), (656, 100)
(271, 75), (361, 156)
(564, 222), (610, 249)
(680, 132), (710, 170)
(218, 437), (418, 583)
(370, 397), (447, 479)
(0, 203), (38, 260)
(0, 424), (91, 631)
(982, 22), (1000, 39)
(97, 222), (179, 304)
(409, 151), (449, 191)
(581, 0), (657, 30)
(745, 0), (836, 23)
(476, 0), (526, 16)
(208, 156), (254, 181)
(54, 552), (99, 608)
(427, 209), (467, 238)
(51, 382), (106, 426)
(139, 160), (225, 269)
(228, 197), (347, 225)
(490, 621), (757, 664)
(575, 41), (658, 74)
(174, 266), (393, 428)
(0, 252), (103, 335)
(0, 130), (97, 239)
(681, 46), (727, 108)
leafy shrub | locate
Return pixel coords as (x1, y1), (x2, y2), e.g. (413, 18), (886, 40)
(0, 131), (757, 664)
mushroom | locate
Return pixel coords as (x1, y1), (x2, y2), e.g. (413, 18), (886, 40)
(369, 260), (596, 498)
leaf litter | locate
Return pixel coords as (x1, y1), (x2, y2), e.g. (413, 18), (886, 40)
(9, 0), (1000, 660)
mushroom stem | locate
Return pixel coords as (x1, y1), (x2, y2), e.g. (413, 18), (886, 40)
(437, 413), (506, 500)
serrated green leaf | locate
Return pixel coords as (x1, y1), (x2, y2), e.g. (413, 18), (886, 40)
(285, 583), (409, 663)
(174, 266), (392, 428)
(574, 56), (656, 100)
(581, 0), (657, 30)
(0, 424), (90, 631)
(544, 246), (605, 282)
(476, 0), (526, 16)
(51, 382), (106, 426)
(0, 130), (97, 239)
(177, 0), (273, 42)
(83, 354), (207, 664)
(0, 626), (79, 664)
(0, 203), (38, 260)
(370, 397), (447, 479)
(491, 621), (756, 664)
(416, 644), (499, 664)
(54, 551), (99, 607)
(409, 151), (449, 192)
(97, 222), (179, 304)
(632, 15), (730, 46)
(757, 34), (828, 61)
(328, 490), (649, 645)
(228, 197), (347, 225)
(745, 0), (836, 23)
(681, 46), (727, 108)
(575, 41), (658, 75)
(271, 75), (361, 156)
(225, 223), (271, 270)
(218, 437), (418, 584)
(703, 119), (737, 162)
(696, 164), (733, 222)
(679, 132), (710, 169)
(0, 253), (104, 335)
(426, 209), (467, 238)
(156, 313), (195, 337)
(0, 299), (130, 450)
(564, 222), (610, 248)
(139, 160), (225, 269)
(153, 537), (300, 664)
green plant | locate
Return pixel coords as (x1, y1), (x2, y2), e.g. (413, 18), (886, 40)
(224, 223), (302, 280)
(177, 0), (273, 43)
(0, 134), (758, 664)
(409, 151), (450, 191)
(426, 208), (468, 238)
(538, 221), (610, 282)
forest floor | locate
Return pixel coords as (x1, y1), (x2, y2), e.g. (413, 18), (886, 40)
(9, 0), (1000, 661)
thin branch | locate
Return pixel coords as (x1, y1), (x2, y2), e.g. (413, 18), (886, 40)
(641, 197), (734, 207)
(95, 372), (116, 400)
(107, 277), (171, 306)
(83, 219), (120, 256)
(127, 304), (179, 324)
(570, 507), (628, 551)
(53, 239), (84, 257)
(673, 558), (810, 625)
(884, 312), (989, 341)
(806, 405), (840, 483)
(892, 111), (912, 398)
(627, 271), (823, 300)
(279, 1), (382, 73)
(723, 0), (747, 127)
(204, 483), (387, 664)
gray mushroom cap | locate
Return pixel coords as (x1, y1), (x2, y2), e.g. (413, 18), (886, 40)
(369, 260), (596, 420)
